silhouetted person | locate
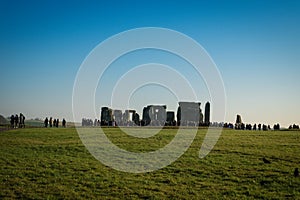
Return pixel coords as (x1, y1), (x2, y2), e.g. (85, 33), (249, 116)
(293, 124), (299, 129)
(294, 168), (299, 177)
(253, 124), (257, 130)
(249, 124), (252, 130)
(49, 117), (53, 127)
(263, 124), (268, 131)
(53, 119), (56, 127)
(62, 118), (66, 127)
(258, 124), (261, 131)
(22, 114), (25, 128)
(10, 115), (15, 128)
(15, 114), (19, 128)
(273, 123), (280, 130)
(44, 117), (48, 128)
(241, 123), (245, 130)
(263, 157), (271, 164)
(56, 119), (59, 127)
(19, 113), (25, 128)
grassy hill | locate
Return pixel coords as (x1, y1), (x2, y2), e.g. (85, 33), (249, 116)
(1, 128), (299, 199)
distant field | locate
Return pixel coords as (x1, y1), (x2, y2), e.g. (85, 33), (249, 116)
(1, 128), (299, 199)
(24, 120), (44, 127)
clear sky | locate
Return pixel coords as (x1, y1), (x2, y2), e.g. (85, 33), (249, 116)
(0, 0), (299, 127)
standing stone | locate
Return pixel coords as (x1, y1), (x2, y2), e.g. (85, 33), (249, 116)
(236, 115), (242, 124)
(235, 114), (242, 129)
(177, 102), (201, 126)
(204, 102), (210, 126)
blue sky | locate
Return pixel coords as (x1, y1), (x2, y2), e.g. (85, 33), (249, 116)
(0, 0), (299, 127)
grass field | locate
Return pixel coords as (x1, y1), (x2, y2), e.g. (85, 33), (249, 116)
(1, 127), (300, 199)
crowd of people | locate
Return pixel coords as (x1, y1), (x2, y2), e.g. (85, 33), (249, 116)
(225, 115), (285, 131)
(289, 124), (300, 129)
(44, 117), (66, 128)
(229, 123), (300, 131)
(80, 117), (299, 131)
(81, 118), (101, 126)
(9, 114), (299, 130)
(10, 113), (25, 128)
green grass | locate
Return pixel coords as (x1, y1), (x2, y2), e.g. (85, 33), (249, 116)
(1, 128), (300, 199)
